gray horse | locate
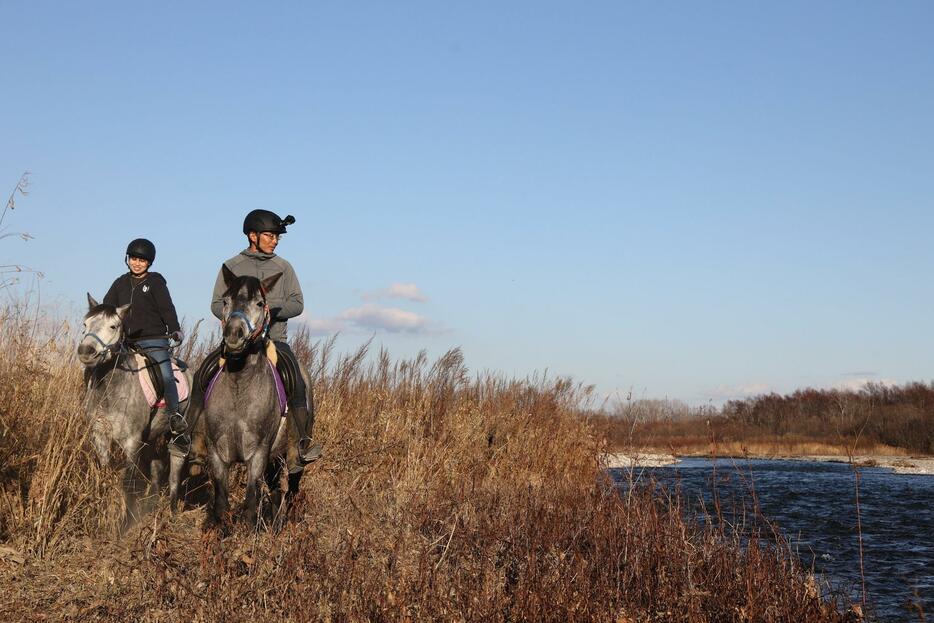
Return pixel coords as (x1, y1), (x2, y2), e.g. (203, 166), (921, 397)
(78, 294), (192, 525)
(179, 267), (306, 530)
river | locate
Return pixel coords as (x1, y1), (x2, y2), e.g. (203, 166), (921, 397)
(611, 458), (933, 622)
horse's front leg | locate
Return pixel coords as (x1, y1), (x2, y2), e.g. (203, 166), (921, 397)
(242, 446), (271, 528)
(130, 449), (165, 518)
(168, 451), (186, 512)
(206, 450), (230, 532)
(89, 415), (112, 469)
(264, 458), (286, 526)
(118, 438), (144, 529)
(148, 454), (166, 501)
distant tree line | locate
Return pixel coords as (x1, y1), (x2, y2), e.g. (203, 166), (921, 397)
(594, 382), (934, 454)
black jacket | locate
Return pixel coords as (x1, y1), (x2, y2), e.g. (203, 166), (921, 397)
(103, 272), (181, 340)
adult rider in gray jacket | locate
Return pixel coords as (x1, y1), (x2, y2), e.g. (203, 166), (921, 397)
(208, 209), (321, 472)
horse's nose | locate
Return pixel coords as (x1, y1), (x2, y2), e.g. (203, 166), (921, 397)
(77, 344), (94, 358)
(224, 324), (245, 340)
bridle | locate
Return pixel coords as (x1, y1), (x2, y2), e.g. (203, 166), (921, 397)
(222, 286), (271, 355)
(81, 315), (160, 369)
(81, 325), (124, 362)
(80, 320), (128, 390)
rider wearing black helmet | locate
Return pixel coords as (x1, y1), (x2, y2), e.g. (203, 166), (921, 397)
(208, 209), (320, 472)
(103, 238), (184, 429)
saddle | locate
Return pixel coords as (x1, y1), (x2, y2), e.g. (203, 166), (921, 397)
(132, 351), (190, 409)
(198, 341), (296, 415)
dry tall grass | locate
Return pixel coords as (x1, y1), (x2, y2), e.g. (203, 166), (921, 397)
(0, 305), (851, 621)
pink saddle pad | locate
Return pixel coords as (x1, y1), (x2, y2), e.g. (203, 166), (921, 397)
(137, 359), (190, 408)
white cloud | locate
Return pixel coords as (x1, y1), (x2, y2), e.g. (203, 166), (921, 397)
(363, 282), (428, 303)
(292, 311), (346, 336)
(291, 287), (439, 336)
(340, 304), (431, 333)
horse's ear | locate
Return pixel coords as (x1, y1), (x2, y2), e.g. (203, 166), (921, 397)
(222, 264), (237, 289)
(115, 303), (131, 320)
(87, 293), (99, 309)
(261, 272), (283, 293)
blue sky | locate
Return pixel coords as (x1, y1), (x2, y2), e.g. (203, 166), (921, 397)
(2, 2), (932, 404)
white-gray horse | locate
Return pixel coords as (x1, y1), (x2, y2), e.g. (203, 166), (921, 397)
(177, 268), (307, 531)
(78, 294), (192, 525)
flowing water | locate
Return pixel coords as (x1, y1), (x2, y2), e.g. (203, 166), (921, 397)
(611, 459), (933, 622)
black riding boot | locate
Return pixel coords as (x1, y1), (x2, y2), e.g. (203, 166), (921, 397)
(275, 342), (322, 474)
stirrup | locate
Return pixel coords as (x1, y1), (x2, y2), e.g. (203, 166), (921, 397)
(298, 437), (323, 464)
(168, 433), (191, 458)
(169, 412), (188, 436)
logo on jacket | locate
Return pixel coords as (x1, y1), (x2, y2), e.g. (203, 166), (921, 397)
(142, 285), (150, 293)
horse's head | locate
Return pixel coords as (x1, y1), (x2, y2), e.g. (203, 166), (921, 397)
(220, 265), (282, 355)
(78, 293), (129, 366)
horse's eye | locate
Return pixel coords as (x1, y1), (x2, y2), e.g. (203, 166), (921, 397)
(110, 325), (118, 330)
(256, 301), (264, 307)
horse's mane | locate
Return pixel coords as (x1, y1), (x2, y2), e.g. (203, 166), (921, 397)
(223, 275), (264, 300)
(85, 303), (118, 320)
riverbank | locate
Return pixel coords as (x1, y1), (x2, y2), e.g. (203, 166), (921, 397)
(602, 452), (680, 469)
(788, 454), (934, 475)
(605, 450), (934, 475)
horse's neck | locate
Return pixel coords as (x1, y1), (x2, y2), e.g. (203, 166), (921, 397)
(224, 349), (266, 376)
(86, 353), (131, 390)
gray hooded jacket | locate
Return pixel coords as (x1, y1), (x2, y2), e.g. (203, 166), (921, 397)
(210, 249), (304, 341)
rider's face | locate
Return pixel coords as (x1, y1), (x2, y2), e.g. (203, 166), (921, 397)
(127, 256), (150, 275)
(250, 231), (280, 254)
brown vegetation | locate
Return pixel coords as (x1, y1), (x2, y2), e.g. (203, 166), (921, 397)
(0, 304), (851, 621)
(596, 386), (934, 457)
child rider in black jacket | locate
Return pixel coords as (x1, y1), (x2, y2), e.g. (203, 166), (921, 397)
(103, 238), (184, 430)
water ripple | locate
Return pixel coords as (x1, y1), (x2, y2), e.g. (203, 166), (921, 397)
(612, 459), (934, 622)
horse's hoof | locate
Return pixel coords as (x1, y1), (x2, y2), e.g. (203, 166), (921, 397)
(203, 519), (230, 537)
(203, 513), (226, 534)
(242, 513), (259, 530)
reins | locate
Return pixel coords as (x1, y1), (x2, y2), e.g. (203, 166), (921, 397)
(82, 333), (177, 378)
(81, 330), (120, 353)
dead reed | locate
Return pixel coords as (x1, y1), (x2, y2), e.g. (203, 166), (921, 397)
(0, 308), (850, 621)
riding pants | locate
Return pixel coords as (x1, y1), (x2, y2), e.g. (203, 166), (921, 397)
(135, 338), (179, 414)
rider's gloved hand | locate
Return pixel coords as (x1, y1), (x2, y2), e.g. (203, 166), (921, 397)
(170, 330), (184, 343)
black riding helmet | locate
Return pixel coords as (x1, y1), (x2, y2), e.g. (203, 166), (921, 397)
(242, 209), (296, 235)
(126, 238), (156, 264)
